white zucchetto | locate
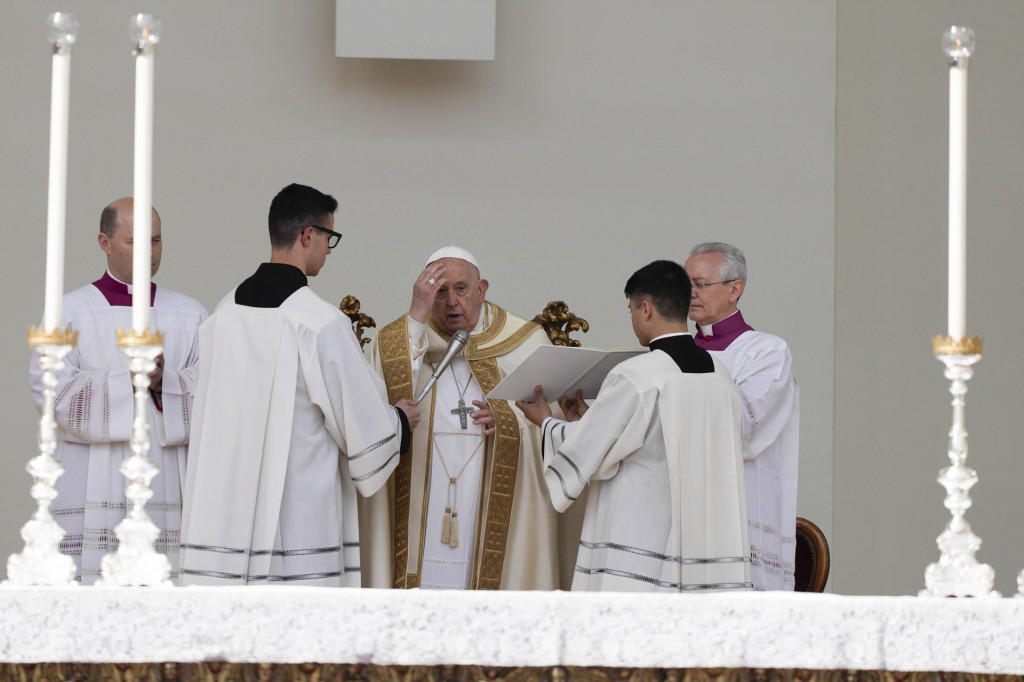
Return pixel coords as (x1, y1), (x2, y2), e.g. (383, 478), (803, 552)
(426, 246), (479, 270)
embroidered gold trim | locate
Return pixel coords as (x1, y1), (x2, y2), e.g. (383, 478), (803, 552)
(468, 355), (520, 590)
(376, 316), (414, 589)
(414, 383), (438, 584)
(468, 321), (542, 360)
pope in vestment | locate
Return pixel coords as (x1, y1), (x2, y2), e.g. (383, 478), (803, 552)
(360, 247), (567, 590)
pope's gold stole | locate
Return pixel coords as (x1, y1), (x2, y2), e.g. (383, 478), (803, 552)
(376, 316), (416, 588)
(464, 347), (519, 590)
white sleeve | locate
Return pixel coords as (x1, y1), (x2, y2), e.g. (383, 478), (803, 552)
(313, 315), (402, 497)
(730, 340), (798, 460)
(29, 338), (133, 445)
(540, 369), (648, 513)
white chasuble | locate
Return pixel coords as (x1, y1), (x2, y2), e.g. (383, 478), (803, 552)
(709, 330), (799, 591)
(361, 302), (566, 590)
(179, 287), (402, 586)
(541, 353), (752, 593)
(29, 277), (207, 584)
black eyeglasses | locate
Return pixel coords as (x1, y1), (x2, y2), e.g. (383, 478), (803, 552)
(691, 279), (738, 291)
(310, 225), (342, 248)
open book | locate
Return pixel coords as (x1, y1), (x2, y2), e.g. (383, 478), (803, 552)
(486, 345), (646, 402)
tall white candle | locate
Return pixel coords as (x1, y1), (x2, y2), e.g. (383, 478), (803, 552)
(129, 15), (161, 334)
(43, 13), (78, 333)
(942, 26), (975, 341)
(947, 64), (967, 340)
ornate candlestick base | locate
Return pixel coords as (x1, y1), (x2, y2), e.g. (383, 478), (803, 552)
(5, 327), (80, 586)
(97, 330), (172, 588)
(919, 336), (998, 598)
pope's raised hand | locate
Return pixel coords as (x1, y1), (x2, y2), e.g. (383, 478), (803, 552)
(409, 263), (447, 323)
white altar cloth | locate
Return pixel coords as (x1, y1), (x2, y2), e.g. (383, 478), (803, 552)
(1, 588), (1023, 673)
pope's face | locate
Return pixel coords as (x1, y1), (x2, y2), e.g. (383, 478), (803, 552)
(430, 257), (489, 335)
(683, 251), (741, 327)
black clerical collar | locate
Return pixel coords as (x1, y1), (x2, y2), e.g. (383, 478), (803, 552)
(234, 263), (308, 308)
(648, 334), (714, 374)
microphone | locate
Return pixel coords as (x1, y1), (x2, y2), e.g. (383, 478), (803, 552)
(415, 329), (470, 403)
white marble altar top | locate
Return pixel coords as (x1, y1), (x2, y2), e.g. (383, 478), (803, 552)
(1, 587), (1023, 673)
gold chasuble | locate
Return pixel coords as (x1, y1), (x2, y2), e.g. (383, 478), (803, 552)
(361, 302), (564, 590)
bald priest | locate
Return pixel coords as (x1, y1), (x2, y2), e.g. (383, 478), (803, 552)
(360, 246), (568, 590)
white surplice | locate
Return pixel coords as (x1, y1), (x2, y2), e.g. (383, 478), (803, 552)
(29, 278), (207, 584)
(179, 286), (403, 586)
(541, 352), (752, 593)
(706, 330), (799, 591)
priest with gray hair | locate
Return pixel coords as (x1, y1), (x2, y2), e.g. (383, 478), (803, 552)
(685, 241), (799, 591)
(361, 246), (568, 590)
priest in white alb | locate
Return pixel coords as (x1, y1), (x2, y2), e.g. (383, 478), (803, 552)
(361, 246), (566, 590)
(179, 183), (418, 586)
(29, 198), (207, 583)
(685, 242), (799, 591)
(517, 260), (752, 592)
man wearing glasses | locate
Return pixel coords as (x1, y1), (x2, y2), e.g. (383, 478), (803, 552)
(684, 241), (799, 591)
(179, 183), (419, 586)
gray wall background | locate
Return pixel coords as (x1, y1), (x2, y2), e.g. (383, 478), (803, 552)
(2, 0), (1014, 596)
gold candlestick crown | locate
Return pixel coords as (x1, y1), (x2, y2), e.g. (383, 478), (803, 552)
(932, 335), (983, 356)
(116, 328), (165, 347)
(27, 325), (78, 348)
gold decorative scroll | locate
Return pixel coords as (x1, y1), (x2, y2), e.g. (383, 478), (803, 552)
(340, 295), (377, 348)
(533, 301), (590, 347)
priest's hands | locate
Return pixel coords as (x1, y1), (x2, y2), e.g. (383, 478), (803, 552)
(470, 400), (496, 436)
(409, 262), (448, 323)
(395, 398), (422, 430)
(558, 389), (589, 422)
(515, 385), (553, 427)
(148, 353), (164, 393)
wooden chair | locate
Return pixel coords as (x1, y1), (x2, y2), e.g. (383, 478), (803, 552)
(793, 517), (830, 592)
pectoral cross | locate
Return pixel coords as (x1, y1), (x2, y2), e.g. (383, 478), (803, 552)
(451, 397), (474, 430)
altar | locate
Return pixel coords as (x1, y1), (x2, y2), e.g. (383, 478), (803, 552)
(2, 587), (1023, 681)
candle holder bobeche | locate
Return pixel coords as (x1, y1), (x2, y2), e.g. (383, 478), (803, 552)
(920, 334), (998, 598)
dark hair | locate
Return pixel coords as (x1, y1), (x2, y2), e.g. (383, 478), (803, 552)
(623, 260), (692, 322)
(268, 183), (339, 249)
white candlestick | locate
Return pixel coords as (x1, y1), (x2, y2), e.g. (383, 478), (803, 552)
(942, 26), (975, 341)
(43, 14), (77, 333)
(129, 15), (160, 334)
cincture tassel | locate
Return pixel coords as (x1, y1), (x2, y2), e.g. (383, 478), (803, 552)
(441, 505), (452, 545)
(449, 510), (459, 549)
